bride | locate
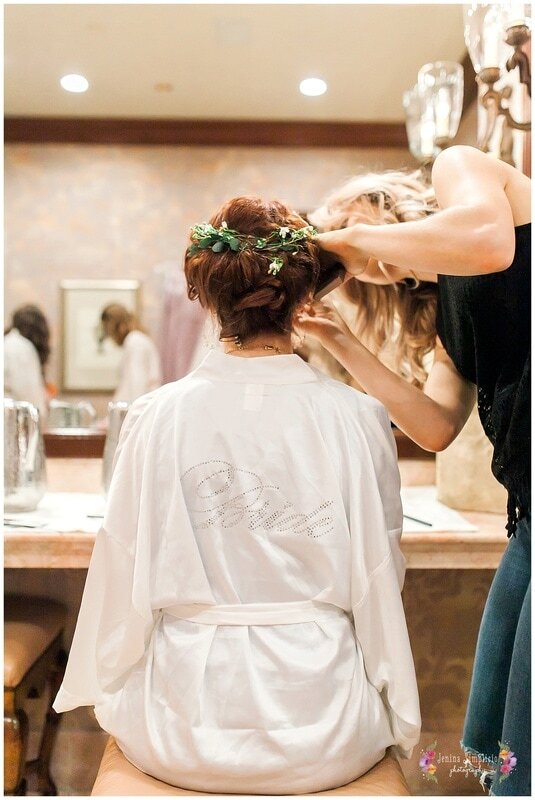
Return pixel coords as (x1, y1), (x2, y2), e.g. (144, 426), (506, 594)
(53, 196), (420, 794)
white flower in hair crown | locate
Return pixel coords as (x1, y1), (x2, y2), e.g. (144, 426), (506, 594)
(187, 221), (317, 276)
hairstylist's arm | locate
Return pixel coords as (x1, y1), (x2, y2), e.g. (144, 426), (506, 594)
(296, 303), (475, 452)
(317, 146), (517, 277)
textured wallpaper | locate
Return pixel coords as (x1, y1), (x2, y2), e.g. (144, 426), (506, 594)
(5, 143), (413, 410)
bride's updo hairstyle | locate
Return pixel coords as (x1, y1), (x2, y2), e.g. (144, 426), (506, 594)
(184, 196), (321, 342)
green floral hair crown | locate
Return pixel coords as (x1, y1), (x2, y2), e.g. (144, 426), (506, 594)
(187, 221), (317, 276)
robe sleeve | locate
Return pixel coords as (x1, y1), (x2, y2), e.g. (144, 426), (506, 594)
(52, 392), (158, 713)
(349, 401), (421, 760)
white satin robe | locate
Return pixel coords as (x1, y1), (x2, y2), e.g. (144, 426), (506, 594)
(53, 349), (421, 794)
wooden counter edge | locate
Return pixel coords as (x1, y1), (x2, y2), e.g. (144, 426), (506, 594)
(4, 529), (508, 570)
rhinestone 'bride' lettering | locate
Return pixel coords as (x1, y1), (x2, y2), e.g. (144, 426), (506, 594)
(181, 460), (334, 538)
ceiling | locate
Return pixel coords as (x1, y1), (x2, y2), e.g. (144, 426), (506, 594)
(5, 3), (467, 123)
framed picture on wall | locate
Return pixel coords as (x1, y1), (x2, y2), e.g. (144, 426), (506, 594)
(60, 279), (141, 392)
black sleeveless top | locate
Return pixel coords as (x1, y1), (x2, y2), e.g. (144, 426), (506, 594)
(436, 223), (531, 538)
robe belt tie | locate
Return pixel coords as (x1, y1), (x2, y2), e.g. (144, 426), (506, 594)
(164, 600), (348, 626)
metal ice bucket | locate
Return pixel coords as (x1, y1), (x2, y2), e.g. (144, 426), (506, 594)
(4, 398), (47, 512)
(102, 401), (130, 494)
(47, 400), (97, 430)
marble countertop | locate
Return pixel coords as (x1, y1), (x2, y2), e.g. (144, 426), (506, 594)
(4, 458), (508, 570)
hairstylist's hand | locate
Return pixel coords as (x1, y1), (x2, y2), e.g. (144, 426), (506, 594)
(317, 228), (409, 285)
(315, 228), (369, 277)
(295, 299), (353, 349)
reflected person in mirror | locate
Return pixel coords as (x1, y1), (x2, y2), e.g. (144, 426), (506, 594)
(99, 304), (162, 403)
(4, 304), (52, 422)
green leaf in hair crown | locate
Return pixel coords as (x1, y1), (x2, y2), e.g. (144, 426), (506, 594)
(188, 221), (244, 255)
(187, 222), (317, 274)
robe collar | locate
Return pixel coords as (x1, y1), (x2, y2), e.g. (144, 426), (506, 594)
(192, 348), (320, 385)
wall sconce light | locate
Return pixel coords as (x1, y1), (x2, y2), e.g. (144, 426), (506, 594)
(403, 62), (464, 164)
(418, 62), (465, 147)
(463, 3), (531, 163)
(403, 85), (439, 163)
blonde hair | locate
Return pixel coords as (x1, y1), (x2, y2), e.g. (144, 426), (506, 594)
(309, 169), (438, 386)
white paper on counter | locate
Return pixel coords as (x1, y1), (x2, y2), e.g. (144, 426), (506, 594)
(5, 487), (477, 536)
(401, 486), (478, 533)
(4, 492), (106, 533)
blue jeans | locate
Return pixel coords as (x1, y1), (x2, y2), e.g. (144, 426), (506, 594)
(460, 512), (531, 795)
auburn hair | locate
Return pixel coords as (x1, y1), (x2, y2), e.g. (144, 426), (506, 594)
(184, 197), (322, 342)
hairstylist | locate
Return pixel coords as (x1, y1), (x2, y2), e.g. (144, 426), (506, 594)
(298, 145), (530, 796)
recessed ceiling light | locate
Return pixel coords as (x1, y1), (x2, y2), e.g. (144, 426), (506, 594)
(60, 74), (89, 93)
(299, 78), (327, 97)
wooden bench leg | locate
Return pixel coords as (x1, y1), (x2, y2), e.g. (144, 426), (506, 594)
(4, 693), (29, 796)
(27, 648), (67, 796)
